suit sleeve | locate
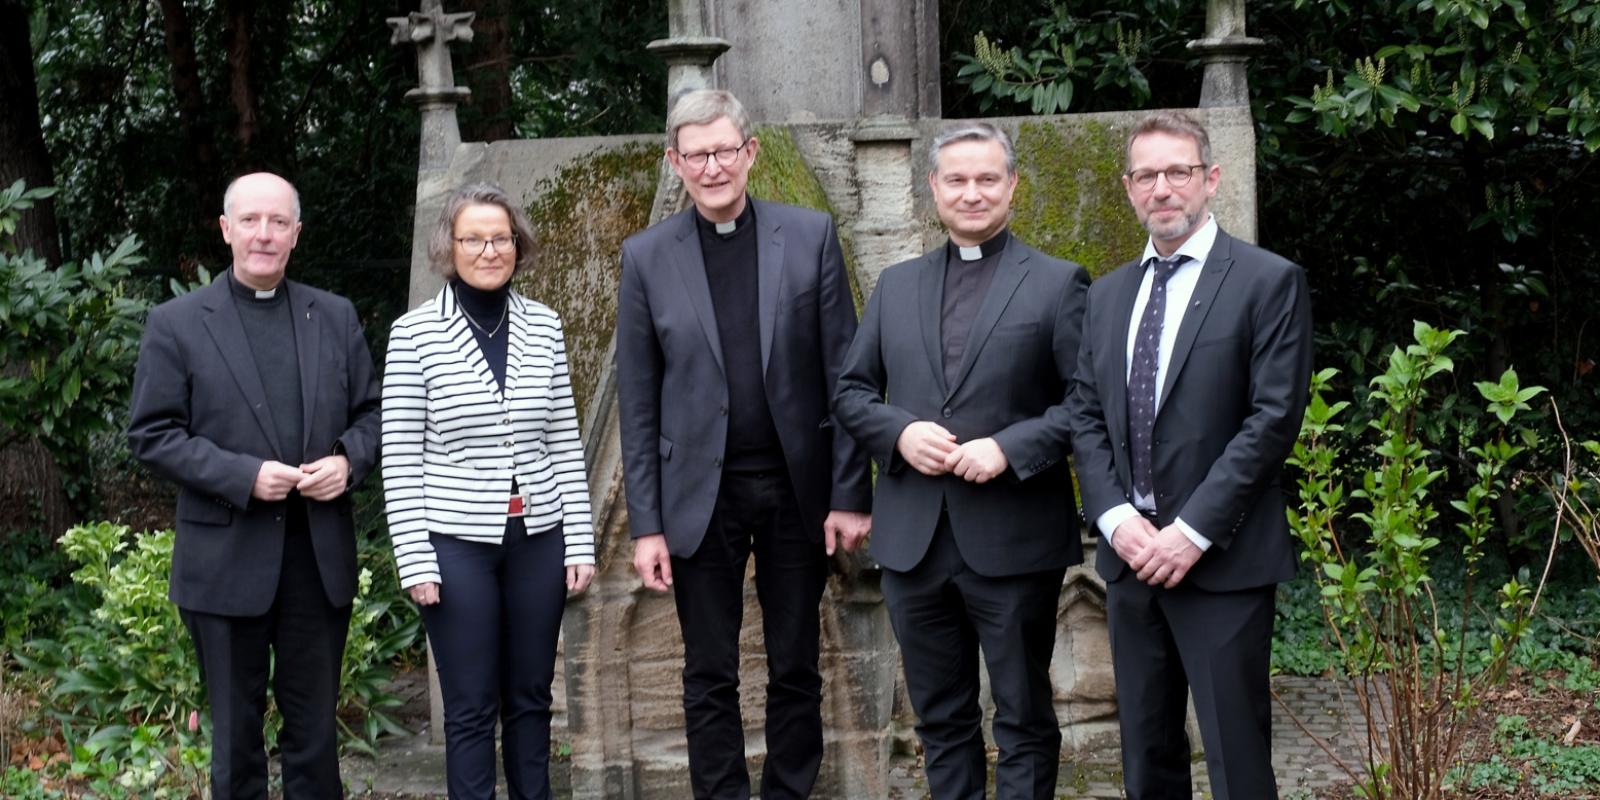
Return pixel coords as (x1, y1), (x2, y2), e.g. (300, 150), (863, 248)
(126, 306), (261, 510)
(815, 216), (873, 512)
(990, 262), (1090, 480)
(544, 314), (597, 565)
(615, 240), (667, 538)
(832, 279), (917, 471)
(333, 299), (382, 488)
(1066, 284), (1134, 525)
(1176, 263), (1313, 549)
(380, 320), (438, 589)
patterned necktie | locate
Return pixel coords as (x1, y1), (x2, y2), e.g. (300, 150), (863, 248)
(1127, 254), (1190, 498)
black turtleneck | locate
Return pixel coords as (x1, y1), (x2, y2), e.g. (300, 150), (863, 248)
(940, 228), (1010, 388)
(453, 278), (511, 392)
(696, 200), (783, 471)
(230, 268), (303, 464)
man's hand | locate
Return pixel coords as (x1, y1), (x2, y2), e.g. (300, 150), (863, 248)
(253, 460), (307, 502)
(633, 534), (674, 592)
(567, 564), (596, 593)
(297, 455), (351, 501)
(896, 421), (958, 476)
(1111, 516), (1160, 567)
(1133, 525), (1203, 589)
(408, 582), (440, 605)
(824, 510), (872, 555)
(944, 437), (1008, 483)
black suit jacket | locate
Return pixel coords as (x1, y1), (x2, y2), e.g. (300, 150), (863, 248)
(127, 275), (382, 616)
(615, 199), (872, 557)
(833, 236), (1089, 577)
(1067, 228), (1312, 592)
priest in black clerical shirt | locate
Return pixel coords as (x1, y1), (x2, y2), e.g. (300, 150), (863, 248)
(615, 90), (872, 800)
(834, 122), (1090, 800)
(129, 172), (381, 800)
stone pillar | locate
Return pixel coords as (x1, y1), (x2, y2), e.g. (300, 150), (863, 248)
(390, 0), (475, 308)
(850, 118), (924, 296)
(388, 0), (474, 745)
(1188, 0), (1267, 108)
(643, 0), (730, 225)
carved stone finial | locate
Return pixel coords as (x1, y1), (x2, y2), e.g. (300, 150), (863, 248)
(1188, 0), (1267, 107)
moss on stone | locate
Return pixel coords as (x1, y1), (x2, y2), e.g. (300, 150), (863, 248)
(1010, 119), (1147, 278)
(516, 141), (658, 419)
(747, 126), (864, 311)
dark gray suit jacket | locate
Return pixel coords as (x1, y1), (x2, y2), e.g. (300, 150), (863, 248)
(615, 199), (872, 557)
(127, 275), (382, 616)
(833, 236), (1089, 577)
(1066, 228), (1312, 592)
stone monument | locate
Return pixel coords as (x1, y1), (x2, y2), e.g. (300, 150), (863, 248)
(389, 0), (1265, 795)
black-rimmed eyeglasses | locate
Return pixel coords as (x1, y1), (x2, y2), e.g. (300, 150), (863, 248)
(1126, 164), (1206, 190)
(677, 140), (750, 170)
(454, 235), (517, 255)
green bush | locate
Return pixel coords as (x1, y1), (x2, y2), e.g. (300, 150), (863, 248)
(13, 518), (419, 795)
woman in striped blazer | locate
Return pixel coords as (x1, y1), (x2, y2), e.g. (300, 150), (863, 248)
(381, 182), (596, 800)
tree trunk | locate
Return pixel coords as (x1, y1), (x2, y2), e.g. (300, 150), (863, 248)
(155, 0), (223, 237)
(0, 0), (74, 540)
(463, 0), (515, 142)
(224, 0), (260, 160)
(0, 0), (62, 265)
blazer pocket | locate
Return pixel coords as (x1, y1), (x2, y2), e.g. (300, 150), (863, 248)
(178, 495), (232, 526)
(990, 321), (1040, 338)
(659, 435), (674, 461)
(1193, 334), (1244, 350)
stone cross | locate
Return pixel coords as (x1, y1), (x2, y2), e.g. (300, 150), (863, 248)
(388, 0), (475, 171)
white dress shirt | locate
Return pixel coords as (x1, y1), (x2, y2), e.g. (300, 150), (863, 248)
(1098, 215), (1218, 551)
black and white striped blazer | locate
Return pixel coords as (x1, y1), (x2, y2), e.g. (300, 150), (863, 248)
(381, 285), (595, 589)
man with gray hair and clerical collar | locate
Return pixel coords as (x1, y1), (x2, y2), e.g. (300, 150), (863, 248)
(615, 89), (873, 799)
(834, 121), (1089, 799)
(128, 172), (381, 799)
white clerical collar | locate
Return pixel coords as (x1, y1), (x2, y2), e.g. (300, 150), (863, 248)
(254, 286), (277, 300)
(1141, 214), (1218, 268)
(714, 219), (737, 234)
(958, 245), (983, 261)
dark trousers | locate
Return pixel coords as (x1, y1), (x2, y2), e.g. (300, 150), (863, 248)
(421, 519), (567, 800)
(181, 512), (351, 800)
(881, 515), (1065, 800)
(1105, 577), (1277, 800)
(670, 468), (828, 800)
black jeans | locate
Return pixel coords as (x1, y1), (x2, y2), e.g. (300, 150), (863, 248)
(670, 467), (829, 800)
(421, 519), (567, 800)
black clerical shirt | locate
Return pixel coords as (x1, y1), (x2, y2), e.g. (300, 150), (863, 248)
(697, 201), (785, 471)
(940, 228), (1010, 387)
(230, 269), (303, 465)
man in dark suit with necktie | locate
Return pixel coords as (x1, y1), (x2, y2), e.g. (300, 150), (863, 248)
(615, 89), (872, 800)
(833, 121), (1089, 799)
(1066, 110), (1313, 800)
(128, 172), (382, 799)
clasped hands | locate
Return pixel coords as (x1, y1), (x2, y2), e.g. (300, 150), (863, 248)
(251, 455), (350, 502)
(895, 421), (1007, 483)
(1112, 516), (1202, 589)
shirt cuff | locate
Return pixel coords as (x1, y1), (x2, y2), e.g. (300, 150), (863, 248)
(1174, 516), (1213, 552)
(1096, 503), (1141, 542)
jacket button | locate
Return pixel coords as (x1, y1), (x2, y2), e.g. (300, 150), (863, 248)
(942, 407), (953, 418)
(719, 406), (728, 416)
(502, 418), (511, 426)
(714, 457), (723, 467)
(503, 441), (513, 448)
